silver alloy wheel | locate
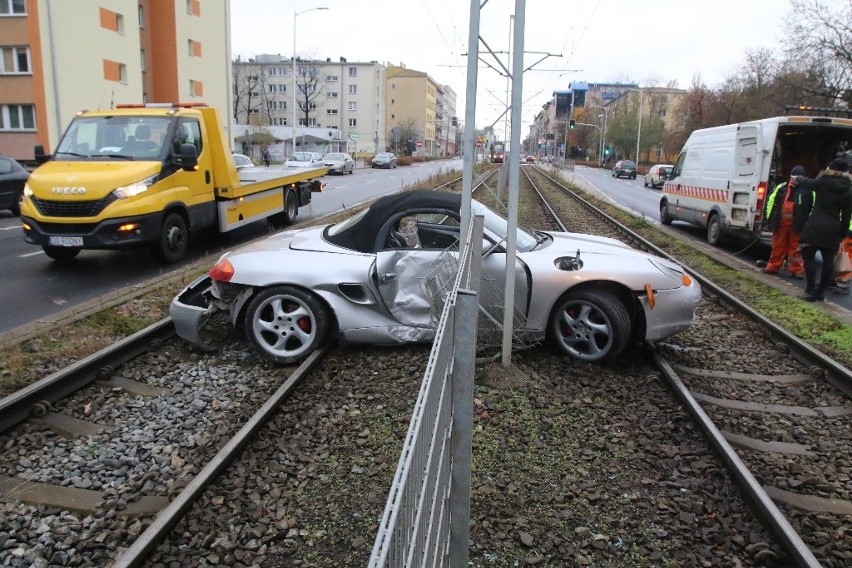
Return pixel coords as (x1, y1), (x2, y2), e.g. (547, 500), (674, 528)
(550, 290), (631, 362)
(245, 285), (329, 364)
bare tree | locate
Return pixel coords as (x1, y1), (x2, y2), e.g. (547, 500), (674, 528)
(294, 58), (325, 129)
(783, 0), (852, 106)
(233, 61), (272, 125)
(388, 119), (419, 155)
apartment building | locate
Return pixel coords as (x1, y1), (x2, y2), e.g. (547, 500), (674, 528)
(0, 0), (231, 161)
(233, 54), (387, 156)
(385, 65), (441, 156)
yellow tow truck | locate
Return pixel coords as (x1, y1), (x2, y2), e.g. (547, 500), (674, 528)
(20, 102), (327, 262)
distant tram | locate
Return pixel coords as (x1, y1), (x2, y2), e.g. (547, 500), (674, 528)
(491, 143), (505, 163)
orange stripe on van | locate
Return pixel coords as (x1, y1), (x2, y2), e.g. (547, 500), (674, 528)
(664, 184), (727, 203)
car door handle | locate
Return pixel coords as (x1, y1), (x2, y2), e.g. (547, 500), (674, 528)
(380, 272), (397, 284)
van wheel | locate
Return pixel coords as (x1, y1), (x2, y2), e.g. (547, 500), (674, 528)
(283, 189), (298, 224)
(43, 246), (80, 261)
(706, 213), (723, 246)
(152, 212), (188, 263)
(660, 202), (672, 225)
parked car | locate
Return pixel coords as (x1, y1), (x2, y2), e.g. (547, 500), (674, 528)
(612, 160), (637, 179)
(0, 155), (30, 216)
(644, 164), (673, 189)
(285, 151), (324, 169)
(525, 155), (536, 163)
(371, 152), (398, 169)
(323, 152), (355, 175)
(232, 153), (254, 170)
(171, 189), (701, 365)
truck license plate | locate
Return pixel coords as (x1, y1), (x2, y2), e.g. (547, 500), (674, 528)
(48, 236), (83, 247)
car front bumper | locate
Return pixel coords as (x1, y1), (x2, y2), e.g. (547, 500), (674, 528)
(170, 275), (219, 351)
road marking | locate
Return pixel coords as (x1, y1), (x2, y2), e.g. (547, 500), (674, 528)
(0, 225), (22, 231)
(19, 251), (44, 258)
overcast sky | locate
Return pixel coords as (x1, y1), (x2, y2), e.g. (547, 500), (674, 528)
(230, 0), (798, 138)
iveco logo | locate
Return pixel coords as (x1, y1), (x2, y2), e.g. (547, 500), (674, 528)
(52, 187), (86, 195)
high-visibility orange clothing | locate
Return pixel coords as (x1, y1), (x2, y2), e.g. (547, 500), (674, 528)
(766, 193), (804, 274)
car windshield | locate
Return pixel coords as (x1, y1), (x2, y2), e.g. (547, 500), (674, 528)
(288, 152), (314, 162)
(622, 161), (636, 167)
(325, 153), (345, 160)
(376, 153), (392, 158)
(54, 115), (172, 161)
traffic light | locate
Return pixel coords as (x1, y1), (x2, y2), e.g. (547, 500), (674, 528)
(569, 119), (576, 129)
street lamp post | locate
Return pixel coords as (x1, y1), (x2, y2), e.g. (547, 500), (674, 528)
(292, 7), (328, 157)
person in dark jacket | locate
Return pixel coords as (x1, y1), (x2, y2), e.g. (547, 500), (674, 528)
(793, 158), (852, 301)
(762, 165), (808, 277)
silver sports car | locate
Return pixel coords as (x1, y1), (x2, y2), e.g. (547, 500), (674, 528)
(171, 190), (701, 364)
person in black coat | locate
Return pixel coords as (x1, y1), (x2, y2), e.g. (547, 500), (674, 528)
(793, 158), (852, 301)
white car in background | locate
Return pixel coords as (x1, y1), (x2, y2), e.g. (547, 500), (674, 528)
(232, 153), (254, 170)
(285, 151), (324, 169)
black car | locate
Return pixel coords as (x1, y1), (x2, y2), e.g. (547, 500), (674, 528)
(0, 155), (30, 216)
(612, 159), (637, 179)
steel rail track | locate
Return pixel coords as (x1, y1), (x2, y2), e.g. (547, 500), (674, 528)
(523, 166), (833, 568)
(0, 318), (175, 434)
(112, 346), (329, 567)
(530, 166), (852, 392)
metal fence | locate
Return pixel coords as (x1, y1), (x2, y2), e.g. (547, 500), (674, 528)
(368, 215), (483, 568)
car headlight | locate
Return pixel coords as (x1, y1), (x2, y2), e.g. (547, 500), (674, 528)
(112, 174), (157, 199)
(650, 258), (690, 286)
(23, 182), (32, 198)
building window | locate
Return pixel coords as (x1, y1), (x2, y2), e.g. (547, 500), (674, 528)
(348, 84), (357, 95)
(326, 75), (338, 82)
(1, 46), (30, 74)
(190, 80), (204, 97)
(268, 67), (276, 76)
(278, 84), (286, 92)
(278, 101), (286, 110)
(326, 109), (338, 115)
(348, 102), (357, 111)
(1, 104), (35, 130)
(0, 0), (26, 15)
(348, 118), (357, 127)
(268, 84), (275, 93)
(99, 8), (124, 33)
(327, 92), (338, 98)
(348, 67), (357, 77)
(188, 39), (202, 57)
(279, 66), (287, 76)
(103, 60), (126, 83)
(140, 49), (146, 72)
(186, 0), (200, 16)
(138, 5), (144, 28)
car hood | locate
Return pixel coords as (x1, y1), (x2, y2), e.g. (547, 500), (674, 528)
(544, 231), (640, 255)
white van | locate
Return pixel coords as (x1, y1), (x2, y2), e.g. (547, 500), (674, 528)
(659, 114), (852, 245)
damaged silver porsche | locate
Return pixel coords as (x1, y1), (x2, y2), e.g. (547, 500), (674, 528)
(170, 189), (701, 364)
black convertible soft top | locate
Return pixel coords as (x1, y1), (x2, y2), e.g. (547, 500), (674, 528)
(324, 190), (462, 253)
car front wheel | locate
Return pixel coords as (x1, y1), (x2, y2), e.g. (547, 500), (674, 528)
(660, 201), (673, 225)
(244, 285), (330, 364)
(549, 289), (631, 362)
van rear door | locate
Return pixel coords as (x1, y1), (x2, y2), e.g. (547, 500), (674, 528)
(731, 125), (761, 230)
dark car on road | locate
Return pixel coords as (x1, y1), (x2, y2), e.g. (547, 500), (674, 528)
(0, 155), (29, 216)
(371, 152), (398, 169)
(612, 160), (637, 179)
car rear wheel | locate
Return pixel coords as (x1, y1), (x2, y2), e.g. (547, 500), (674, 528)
(244, 285), (329, 364)
(549, 289), (631, 362)
(43, 245), (81, 261)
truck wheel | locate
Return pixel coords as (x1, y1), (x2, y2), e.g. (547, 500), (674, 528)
(43, 246), (80, 261)
(549, 289), (631, 363)
(244, 285), (329, 364)
(282, 189), (298, 225)
(660, 201), (672, 225)
(706, 213), (723, 246)
(152, 212), (188, 263)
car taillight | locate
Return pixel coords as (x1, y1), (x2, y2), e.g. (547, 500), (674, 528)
(209, 259), (234, 282)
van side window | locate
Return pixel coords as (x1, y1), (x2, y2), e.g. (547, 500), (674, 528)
(174, 119), (202, 156)
(670, 153), (686, 180)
